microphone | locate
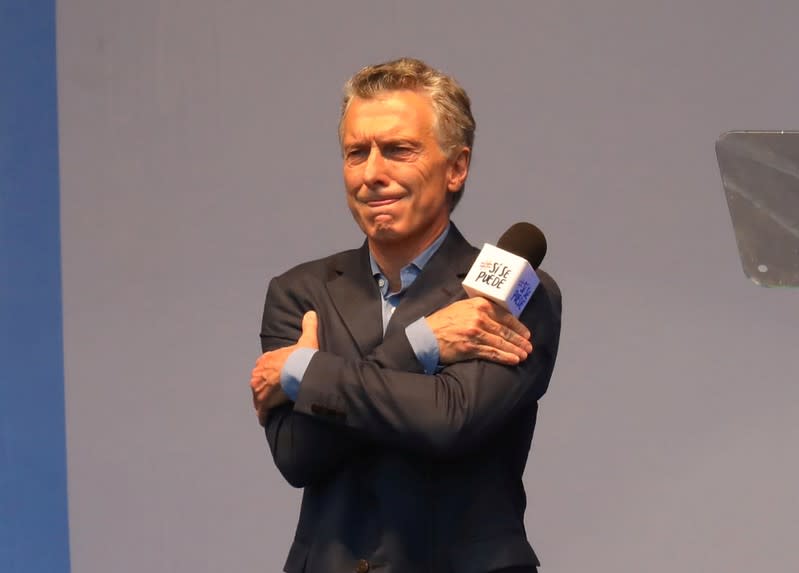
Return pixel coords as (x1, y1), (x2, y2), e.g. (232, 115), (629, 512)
(462, 222), (547, 317)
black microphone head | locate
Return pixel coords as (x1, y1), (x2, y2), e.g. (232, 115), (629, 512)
(496, 222), (547, 269)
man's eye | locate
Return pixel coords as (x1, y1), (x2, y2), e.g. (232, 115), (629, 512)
(384, 145), (414, 159)
(345, 149), (368, 163)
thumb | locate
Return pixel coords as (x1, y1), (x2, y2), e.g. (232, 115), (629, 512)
(297, 310), (319, 348)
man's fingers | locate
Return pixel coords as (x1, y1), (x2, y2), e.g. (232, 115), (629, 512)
(476, 330), (529, 361)
(301, 310), (318, 332)
(297, 310), (319, 348)
(474, 297), (530, 340)
(484, 321), (531, 354)
(502, 326), (533, 354)
(475, 314), (532, 355)
(490, 309), (531, 340)
(476, 344), (522, 365)
(249, 368), (262, 390)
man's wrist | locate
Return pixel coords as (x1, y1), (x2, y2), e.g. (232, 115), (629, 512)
(280, 347), (317, 401)
(405, 317), (440, 374)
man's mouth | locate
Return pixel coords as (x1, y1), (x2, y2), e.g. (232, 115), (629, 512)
(366, 197), (402, 207)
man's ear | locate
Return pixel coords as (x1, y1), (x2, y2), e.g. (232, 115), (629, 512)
(447, 147), (471, 192)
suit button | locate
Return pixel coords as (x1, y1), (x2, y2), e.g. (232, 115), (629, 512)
(355, 559), (370, 573)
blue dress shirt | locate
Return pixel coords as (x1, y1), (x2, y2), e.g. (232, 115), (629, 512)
(279, 226), (449, 401)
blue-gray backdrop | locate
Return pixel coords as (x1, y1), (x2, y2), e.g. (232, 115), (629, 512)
(4, 1), (798, 572)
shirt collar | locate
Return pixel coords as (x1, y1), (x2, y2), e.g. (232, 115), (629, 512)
(369, 223), (451, 296)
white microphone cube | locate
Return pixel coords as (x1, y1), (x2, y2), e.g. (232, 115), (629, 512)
(462, 243), (540, 317)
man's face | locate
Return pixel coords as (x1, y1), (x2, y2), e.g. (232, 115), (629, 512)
(341, 90), (469, 252)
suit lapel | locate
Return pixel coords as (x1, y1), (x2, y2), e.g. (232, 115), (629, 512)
(326, 225), (479, 351)
(385, 224), (477, 338)
(326, 244), (384, 356)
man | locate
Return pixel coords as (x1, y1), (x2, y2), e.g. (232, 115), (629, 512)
(250, 58), (561, 573)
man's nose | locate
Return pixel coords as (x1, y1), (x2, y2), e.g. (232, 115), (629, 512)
(363, 145), (388, 187)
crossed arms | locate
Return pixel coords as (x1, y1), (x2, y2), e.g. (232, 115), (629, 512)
(251, 272), (561, 486)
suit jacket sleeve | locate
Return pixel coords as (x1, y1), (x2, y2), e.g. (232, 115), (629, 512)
(260, 277), (372, 488)
(293, 272), (562, 458)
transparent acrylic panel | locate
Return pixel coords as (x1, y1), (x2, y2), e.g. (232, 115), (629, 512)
(716, 130), (799, 287)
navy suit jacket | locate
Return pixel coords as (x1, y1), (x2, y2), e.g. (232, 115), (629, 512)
(260, 224), (562, 573)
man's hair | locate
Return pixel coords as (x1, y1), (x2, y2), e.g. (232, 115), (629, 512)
(339, 58), (476, 211)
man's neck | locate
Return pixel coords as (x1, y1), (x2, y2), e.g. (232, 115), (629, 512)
(369, 223), (449, 292)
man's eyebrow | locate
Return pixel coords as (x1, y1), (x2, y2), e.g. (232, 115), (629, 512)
(378, 136), (422, 147)
(341, 137), (369, 149)
(343, 136), (421, 148)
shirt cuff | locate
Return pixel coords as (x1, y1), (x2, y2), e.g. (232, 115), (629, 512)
(280, 347), (317, 401)
(405, 317), (440, 375)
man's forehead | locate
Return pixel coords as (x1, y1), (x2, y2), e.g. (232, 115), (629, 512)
(342, 91), (436, 140)
(343, 121), (419, 142)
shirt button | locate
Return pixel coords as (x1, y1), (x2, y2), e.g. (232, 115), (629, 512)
(378, 278), (385, 288)
(355, 559), (370, 573)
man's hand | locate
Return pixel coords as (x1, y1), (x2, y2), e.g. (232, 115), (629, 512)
(250, 310), (319, 426)
(425, 298), (532, 366)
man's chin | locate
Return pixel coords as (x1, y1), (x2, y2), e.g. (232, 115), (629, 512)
(369, 222), (406, 243)
(372, 227), (400, 241)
